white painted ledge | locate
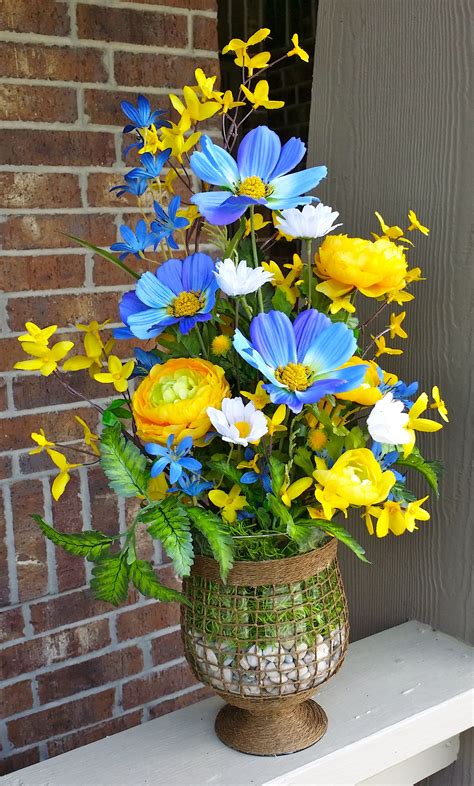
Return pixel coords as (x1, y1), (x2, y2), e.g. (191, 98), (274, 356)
(4, 621), (473, 786)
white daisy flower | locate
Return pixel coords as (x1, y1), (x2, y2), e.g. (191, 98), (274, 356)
(207, 397), (268, 446)
(214, 258), (274, 297)
(367, 392), (410, 445)
(276, 203), (342, 239)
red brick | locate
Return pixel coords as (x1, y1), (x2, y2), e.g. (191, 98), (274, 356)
(0, 406), (99, 453)
(87, 170), (137, 206)
(0, 130), (115, 167)
(93, 252), (144, 286)
(47, 709), (142, 757)
(0, 455), (12, 481)
(151, 629), (183, 666)
(0, 747), (40, 776)
(8, 290), (124, 335)
(122, 660), (195, 708)
(0, 494), (10, 605)
(148, 685), (211, 720)
(1, 619), (111, 680)
(0, 85), (77, 123)
(116, 599), (180, 641)
(2, 212), (116, 252)
(10, 479), (47, 602)
(0, 0), (69, 35)
(0, 607), (25, 643)
(114, 52), (217, 89)
(193, 15), (218, 51)
(0, 377), (7, 411)
(50, 473), (86, 592)
(0, 41), (108, 83)
(38, 645), (143, 703)
(88, 465), (120, 536)
(126, 0), (215, 7)
(0, 680), (33, 720)
(12, 369), (103, 411)
(77, 5), (187, 48)
(0, 173), (81, 210)
(84, 88), (166, 128)
(30, 587), (112, 634)
(0, 254), (85, 293)
(7, 688), (115, 747)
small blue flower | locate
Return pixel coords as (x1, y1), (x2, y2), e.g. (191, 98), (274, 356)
(151, 196), (190, 251)
(145, 435), (202, 484)
(110, 174), (149, 199)
(233, 309), (366, 414)
(190, 126), (327, 225)
(127, 150), (171, 184)
(131, 348), (162, 378)
(121, 95), (168, 133)
(111, 220), (155, 261)
(371, 443), (405, 485)
(171, 475), (213, 496)
(117, 252), (218, 339)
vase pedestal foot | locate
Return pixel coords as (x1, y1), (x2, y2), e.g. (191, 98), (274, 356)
(215, 698), (328, 756)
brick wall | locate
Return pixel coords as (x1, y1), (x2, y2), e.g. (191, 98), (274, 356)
(0, 0), (217, 774)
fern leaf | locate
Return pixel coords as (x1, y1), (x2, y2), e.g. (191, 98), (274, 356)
(90, 553), (129, 605)
(139, 498), (194, 578)
(187, 507), (233, 582)
(100, 424), (148, 498)
(33, 515), (115, 560)
(395, 449), (442, 496)
(129, 560), (189, 605)
(295, 518), (369, 563)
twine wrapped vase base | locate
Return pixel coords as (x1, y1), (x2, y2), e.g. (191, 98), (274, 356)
(182, 539), (348, 756)
(214, 694), (328, 756)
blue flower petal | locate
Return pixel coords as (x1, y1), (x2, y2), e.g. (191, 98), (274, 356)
(119, 291), (147, 324)
(191, 192), (253, 225)
(190, 135), (239, 187)
(169, 461), (182, 484)
(269, 136), (306, 179)
(240, 471), (259, 484)
(179, 316), (198, 334)
(321, 364), (367, 392)
(136, 271), (174, 309)
(150, 456), (170, 477)
(182, 253), (214, 292)
(302, 321), (356, 372)
(180, 457), (202, 473)
(293, 309), (332, 364)
(263, 383), (303, 412)
(154, 258), (184, 296)
(270, 166), (327, 201)
(249, 311), (297, 367)
(237, 126), (281, 182)
(145, 442), (168, 456)
(233, 330), (280, 385)
(177, 436), (193, 454)
(127, 308), (173, 339)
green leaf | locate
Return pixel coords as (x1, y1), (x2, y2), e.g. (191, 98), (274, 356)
(208, 458), (243, 487)
(297, 518), (370, 562)
(66, 235), (139, 280)
(286, 519), (327, 552)
(100, 424), (148, 498)
(395, 448), (442, 496)
(224, 216), (246, 259)
(294, 447), (315, 477)
(139, 498), (194, 577)
(32, 515), (115, 560)
(391, 482), (417, 504)
(187, 507), (233, 582)
(267, 494), (293, 529)
(269, 456), (285, 495)
(91, 553), (129, 605)
(271, 287), (293, 316)
(129, 560), (189, 605)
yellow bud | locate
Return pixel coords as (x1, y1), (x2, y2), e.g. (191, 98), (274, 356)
(211, 335), (232, 356)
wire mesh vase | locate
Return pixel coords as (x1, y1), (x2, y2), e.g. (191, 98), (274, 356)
(181, 538), (349, 755)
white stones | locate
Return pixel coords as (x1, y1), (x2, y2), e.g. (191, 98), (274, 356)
(205, 647), (218, 666)
(246, 644), (261, 668)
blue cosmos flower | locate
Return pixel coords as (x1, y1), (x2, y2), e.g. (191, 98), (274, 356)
(127, 150), (171, 183)
(233, 309), (367, 414)
(130, 348), (161, 378)
(117, 252), (218, 339)
(190, 126), (327, 225)
(111, 220), (155, 261)
(151, 196), (189, 251)
(145, 435), (201, 483)
(110, 174), (149, 199)
(121, 95), (168, 133)
(170, 474), (213, 496)
(389, 380), (419, 409)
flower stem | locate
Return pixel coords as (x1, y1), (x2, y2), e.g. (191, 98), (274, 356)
(195, 325), (208, 358)
(306, 238), (313, 308)
(249, 206), (264, 313)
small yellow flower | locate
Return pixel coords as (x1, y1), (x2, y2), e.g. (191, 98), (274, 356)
(430, 385), (449, 422)
(315, 486), (349, 520)
(211, 335), (232, 356)
(281, 477), (312, 508)
(64, 320), (112, 377)
(262, 260), (301, 306)
(287, 33), (309, 62)
(47, 449), (81, 501)
(15, 340), (74, 376)
(316, 279), (355, 314)
(244, 212), (270, 237)
(265, 404), (287, 436)
(147, 473), (169, 501)
(284, 253), (304, 277)
(215, 90), (245, 115)
(29, 429), (55, 455)
(169, 85), (220, 125)
(162, 169), (177, 194)
(364, 496), (430, 537)
(335, 358), (383, 406)
(18, 322), (58, 345)
(75, 416), (100, 456)
(373, 211), (405, 241)
(241, 80), (284, 110)
(177, 204), (200, 226)
(241, 381), (271, 410)
(94, 355), (134, 393)
(389, 311), (408, 339)
(373, 334), (403, 357)
(405, 267), (425, 283)
(222, 29), (271, 74)
(192, 67), (219, 100)
(209, 484), (247, 523)
(237, 453), (260, 474)
(407, 210), (430, 235)
(386, 288), (415, 305)
(402, 393), (443, 457)
(308, 428), (327, 451)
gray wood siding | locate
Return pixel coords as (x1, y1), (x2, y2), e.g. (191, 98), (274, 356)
(308, 1), (473, 783)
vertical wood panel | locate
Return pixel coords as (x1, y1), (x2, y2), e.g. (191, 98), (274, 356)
(308, 1), (473, 782)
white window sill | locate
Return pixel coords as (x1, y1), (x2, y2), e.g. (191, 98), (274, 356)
(4, 621), (473, 786)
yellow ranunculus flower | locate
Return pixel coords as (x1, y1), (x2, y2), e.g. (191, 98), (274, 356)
(132, 358), (230, 446)
(335, 358), (383, 406)
(315, 235), (408, 300)
(314, 448), (396, 509)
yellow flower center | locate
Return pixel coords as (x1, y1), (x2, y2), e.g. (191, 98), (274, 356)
(170, 291), (204, 318)
(275, 363), (311, 391)
(235, 421), (251, 439)
(238, 176), (268, 200)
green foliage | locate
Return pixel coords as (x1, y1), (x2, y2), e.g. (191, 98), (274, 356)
(271, 287), (293, 316)
(67, 235), (139, 280)
(267, 494), (293, 529)
(129, 560), (188, 605)
(139, 497), (194, 577)
(294, 447), (315, 476)
(32, 515), (116, 560)
(187, 507), (233, 582)
(286, 519), (327, 552)
(391, 482), (417, 504)
(102, 399), (132, 427)
(91, 553), (130, 605)
(296, 519), (369, 562)
(269, 456), (285, 495)
(224, 216), (246, 259)
(396, 448), (442, 496)
(100, 424), (148, 498)
(208, 457), (243, 487)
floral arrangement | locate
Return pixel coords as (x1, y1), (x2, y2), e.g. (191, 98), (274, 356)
(15, 28), (447, 606)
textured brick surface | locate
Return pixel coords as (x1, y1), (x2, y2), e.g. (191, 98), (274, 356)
(0, 0), (218, 772)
